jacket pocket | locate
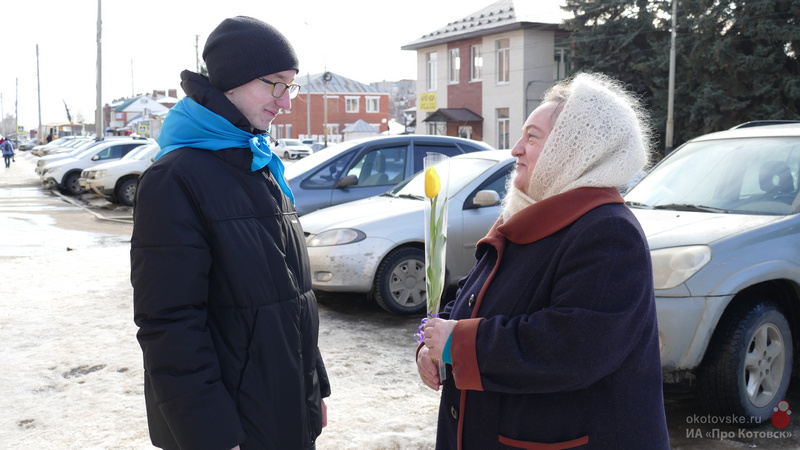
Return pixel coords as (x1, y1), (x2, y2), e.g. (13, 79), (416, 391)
(499, 434), (589, 449)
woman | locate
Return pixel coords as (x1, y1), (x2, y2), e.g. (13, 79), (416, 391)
(417, 72), (670, 449)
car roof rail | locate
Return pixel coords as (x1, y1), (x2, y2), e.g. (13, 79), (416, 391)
(730, 120), (800, 129)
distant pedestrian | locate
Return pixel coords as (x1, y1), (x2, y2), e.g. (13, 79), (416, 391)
(1, 138), (14, 168)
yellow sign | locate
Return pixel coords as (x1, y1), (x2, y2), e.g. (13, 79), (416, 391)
(419, 92), (437, 111)
(17, 126), (24, 134)
(137, 124), (148, 135)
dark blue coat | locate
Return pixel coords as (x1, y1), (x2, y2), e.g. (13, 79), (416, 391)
(437, 187), (669, 449)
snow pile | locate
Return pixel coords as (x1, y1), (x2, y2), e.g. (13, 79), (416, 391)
(0, 152), (442, 449)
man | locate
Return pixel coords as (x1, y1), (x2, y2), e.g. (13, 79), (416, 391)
(131, 16), (329, 450)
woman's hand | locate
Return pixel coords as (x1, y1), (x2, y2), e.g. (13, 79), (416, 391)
(416, 345), (440, 391)
(423, 318), (457, 361)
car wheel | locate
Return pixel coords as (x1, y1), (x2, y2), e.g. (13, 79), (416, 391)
(284, 151), (290, 159)
(116, 178), (138, 206)
(61, 172), (85, 196)
(372, 247), (426, 315)
(697, 301), (793, 424)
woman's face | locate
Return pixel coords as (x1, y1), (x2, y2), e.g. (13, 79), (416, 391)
(224, 69), (296, 131)
(510, 101), (560, 192)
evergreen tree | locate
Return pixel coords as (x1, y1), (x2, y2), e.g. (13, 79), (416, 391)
(562, 0), (800, 153)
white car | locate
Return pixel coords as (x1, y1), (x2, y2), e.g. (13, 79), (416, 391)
(275, 138), (313, 159)
(80, 143), (160, 206)
(300, 150), (514, 315)
(39, 138), (154, 195)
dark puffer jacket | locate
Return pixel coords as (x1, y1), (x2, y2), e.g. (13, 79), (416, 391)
(131, 71), (329, 450)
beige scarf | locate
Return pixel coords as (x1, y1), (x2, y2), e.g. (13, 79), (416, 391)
(503, 73), (651, 220)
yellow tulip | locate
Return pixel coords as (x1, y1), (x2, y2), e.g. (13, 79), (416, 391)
(425, 167), (441, 199)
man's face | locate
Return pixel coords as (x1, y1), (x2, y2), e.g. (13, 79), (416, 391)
(224, 69), (296, 132)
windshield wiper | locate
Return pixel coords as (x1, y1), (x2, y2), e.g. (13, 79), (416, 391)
(397, 193), (425, 200)
(625, 201), (651, 209)
(653, 203), (730, 213)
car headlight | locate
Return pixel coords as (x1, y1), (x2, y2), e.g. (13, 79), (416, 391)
(650, 245), (712, 290)
(94, 170), (106, 179)
(306, 229), (366, 247)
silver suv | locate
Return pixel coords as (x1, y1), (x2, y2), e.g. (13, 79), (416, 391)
(624, 122), (800, 423)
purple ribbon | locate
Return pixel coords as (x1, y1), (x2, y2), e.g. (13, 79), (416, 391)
(414, 314), (439, 343)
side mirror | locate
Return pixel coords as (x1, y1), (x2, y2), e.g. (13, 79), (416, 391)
(335, 175), (358, 189)
(473, 190), (501, 207)
(92, 155), (100, 161)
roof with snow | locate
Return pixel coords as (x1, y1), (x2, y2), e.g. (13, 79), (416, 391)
(342, 120), (378, 133)
(402, 0), (568, 50)
(294, 72), (386, 95)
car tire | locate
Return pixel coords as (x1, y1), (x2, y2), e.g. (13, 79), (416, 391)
(372, 247), (427, 316)
(61, 172), (85, 196)
(284, 151), (290, 159)
(116, 178), (138, 206)
(697, 300), (793, 424)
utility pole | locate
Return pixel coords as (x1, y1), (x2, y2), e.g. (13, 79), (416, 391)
(665, 0), (678, 154)
(195, 35), (200, 73)
(323, 71), (331, 147)
(36, 44), (42, 143)
(96, 0), (103, 137)
(306, 72), (311, 138)
(15, 78), (18, 139)
(131, 59), (135, 97)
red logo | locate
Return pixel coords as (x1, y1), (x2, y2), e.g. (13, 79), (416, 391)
(772, 400), (791, 429)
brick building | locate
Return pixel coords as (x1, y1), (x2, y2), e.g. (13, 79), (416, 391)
(270, 72), (390, 145)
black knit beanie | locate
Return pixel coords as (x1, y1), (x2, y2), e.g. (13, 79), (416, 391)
(203, 16), (299, 92)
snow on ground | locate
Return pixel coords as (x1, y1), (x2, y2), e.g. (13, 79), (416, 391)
(0, 152), (441, 449)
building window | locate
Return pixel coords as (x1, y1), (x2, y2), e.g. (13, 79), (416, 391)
(426, 121), (446, 136)
(458, 126), (472, 140)
(346, 97), (359, 113)
(554, 47), (571, 81)
(470, 45), (482, 81)
(497, 108), (510, 149)
(448, 48), (460, 84)
(496, 38), (510, 84)
(366, 96), (380, 113)
(426, 52), (438, 91)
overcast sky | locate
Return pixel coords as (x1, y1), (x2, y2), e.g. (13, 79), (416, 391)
(1, 0), (565, 133)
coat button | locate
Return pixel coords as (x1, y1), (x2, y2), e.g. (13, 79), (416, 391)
(450, 406), (459, 420)
(468, 294), (475, 308)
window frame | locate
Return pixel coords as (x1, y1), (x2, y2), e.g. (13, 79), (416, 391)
(496, 38), (510, 84)
(448, 48), (460, 84)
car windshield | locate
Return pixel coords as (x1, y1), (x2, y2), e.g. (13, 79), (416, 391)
(124, 144), (158, 160)
(387, 157), (499, 199)
(625, 136), (800, 215)
(284, 140), (362, 177)
(283, 139), (305, 147)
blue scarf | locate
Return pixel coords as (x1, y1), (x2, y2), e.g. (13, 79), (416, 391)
(155, 97), (294, 205)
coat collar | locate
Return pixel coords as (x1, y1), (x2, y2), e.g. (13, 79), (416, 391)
(480, 187), (624, 246)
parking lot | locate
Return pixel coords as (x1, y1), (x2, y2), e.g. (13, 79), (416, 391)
(3, 150), (800, 448)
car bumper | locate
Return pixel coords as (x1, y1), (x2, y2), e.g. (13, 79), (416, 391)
(306, 238), (390, 292)
(656, 294), (733, 372)
(41, 177), (57, 189)
(87, 182), (113, 197)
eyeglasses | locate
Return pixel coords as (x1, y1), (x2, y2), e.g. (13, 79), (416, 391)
(257, 77), (301, 99)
